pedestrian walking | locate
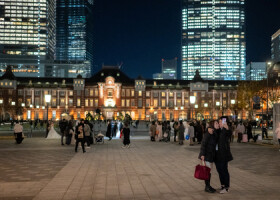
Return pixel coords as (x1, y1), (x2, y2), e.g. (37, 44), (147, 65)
(106, 120), (112, 140)
(199, 124), (217, 193)
(262, 122), (268, 139)
(247, 122), (253, 142)
(173, 121), (179, 142)
(178, 121), (185, 145)
(236, 121), (245, 143)
(196, 121), (203, 144)
(215, 119), (233, 194)
(150, 121), (156, 142)
(59, 119), (67, 145)
(156, 121), (163, 141)
(188, 122), (195, 146)
(83, 120), (91, 148)
(14, 121), (24, 144)
(75, 124), (86, 153)
(122, 122), (131, 148)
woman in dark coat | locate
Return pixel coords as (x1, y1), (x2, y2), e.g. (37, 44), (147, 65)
(199, 122), (217, 193)
(178, 121), (185, 145)
(106, 120), (112, 140)
(122, 122), (130, 148)
(215, 119), (233, 194)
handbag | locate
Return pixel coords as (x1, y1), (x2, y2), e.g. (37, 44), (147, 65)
(185, 134), (190, 140)
(156, 130), (159, 135)
(78, 133), (84, 139)
(120, 129), (123, 138)
(194, 161), (211, 180)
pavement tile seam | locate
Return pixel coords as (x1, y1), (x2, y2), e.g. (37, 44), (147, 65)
(1, 138), (280, 199)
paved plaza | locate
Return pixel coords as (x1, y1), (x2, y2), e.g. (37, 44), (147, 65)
(0, 133), (280, 200)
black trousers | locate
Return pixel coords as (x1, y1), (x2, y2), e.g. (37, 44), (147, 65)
(237, 133), (242, 143)
(262, 130), (268, 139)
(174, 131), (177, 142)
(215, 161), (230, 188)
(85, 136), (91, 146)
(15, 132), (23, 144)
(75, 139), (85, 152)
(123, 132), (130, 145)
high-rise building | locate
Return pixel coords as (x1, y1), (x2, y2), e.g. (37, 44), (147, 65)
(271, 29), (280, 62)
(56, 0), (94, 72)
(0, 0), (56, 77)
(181, 0), (246, 80)
(246, 62), (266, 81)
(162, 58), (177, 79)
(153, 58), (177, 80)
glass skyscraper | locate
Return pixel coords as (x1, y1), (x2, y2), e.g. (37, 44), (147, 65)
(181, 0), (246, 80)
(56, 0), (94, 72)
(0, 0), (56, 61)
(0, 0), (56, 77)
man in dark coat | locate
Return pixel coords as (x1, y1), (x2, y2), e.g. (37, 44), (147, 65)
(59, 119), (68, 145)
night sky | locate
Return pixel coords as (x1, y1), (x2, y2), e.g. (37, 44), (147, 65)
(93, 0), (280, 79)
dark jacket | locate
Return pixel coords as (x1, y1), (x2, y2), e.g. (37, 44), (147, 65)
(198, 131), (217, 162)
(215, 128), (233, 162)
(178, 124), (185, 140)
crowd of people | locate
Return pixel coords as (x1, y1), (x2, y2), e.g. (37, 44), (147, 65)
(10, 116), (280, 195)
(148, 119), (207, 145)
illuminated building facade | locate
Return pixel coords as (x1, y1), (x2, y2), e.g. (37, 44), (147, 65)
(56, 0), (94, 72)
(1, 65), (255, 121)
(182, 0), (246, 80)
(271, 29), (280, 62)
(246, 62), (266, 81)
(0, 0), (56, 77)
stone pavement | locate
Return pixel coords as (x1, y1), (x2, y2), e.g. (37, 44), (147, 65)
(0, 136), (280, 200)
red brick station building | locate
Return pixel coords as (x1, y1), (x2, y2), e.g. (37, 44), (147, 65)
(0, 65), (241, 121)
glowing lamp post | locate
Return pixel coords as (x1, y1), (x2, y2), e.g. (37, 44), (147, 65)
(190, 96), (196, 119)
(45, 94), (51, 121)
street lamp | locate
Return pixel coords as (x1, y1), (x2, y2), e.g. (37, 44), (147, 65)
(266, 62), (272, 121)
(231, 100), (235, 105)
(0, 99), (3, 121)
(204, 103), (208, 107)
(45, 94), (51, 121)
(190, 96), (196, 119)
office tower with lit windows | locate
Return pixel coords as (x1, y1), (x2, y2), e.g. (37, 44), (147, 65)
(271, 29), (280, 63)
(246, 62), (266, 81)
(181, 0), (246, 80)
(56, 0), (94, 77)
(162, 58), (177, 79)
(0, 0), (56, 77)
(153, 58), (177, 80)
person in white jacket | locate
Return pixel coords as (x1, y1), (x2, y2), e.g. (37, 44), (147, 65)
(14, 121), (24, 144)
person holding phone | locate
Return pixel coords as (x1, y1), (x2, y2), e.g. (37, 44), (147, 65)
(215, 118), (233, 194)
(199, 122), (217, 193)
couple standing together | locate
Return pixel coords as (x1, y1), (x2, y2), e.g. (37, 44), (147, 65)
(198, 118), (233, 194)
